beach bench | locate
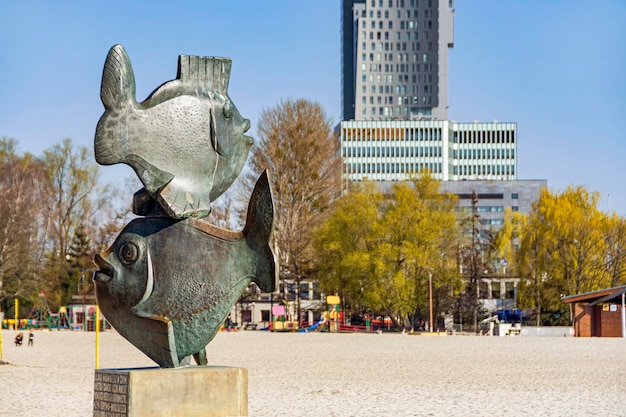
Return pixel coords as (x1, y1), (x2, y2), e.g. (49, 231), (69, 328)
(506, 327), (521, 336)
(243, 323), (258, 331)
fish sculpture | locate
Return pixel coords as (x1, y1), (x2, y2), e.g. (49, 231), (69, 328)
(94, 44), (253, 219)
(93, 172), (276, 368)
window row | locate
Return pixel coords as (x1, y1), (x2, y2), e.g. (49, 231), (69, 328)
(361, 51), (430, 63)
(346, 162), (442, 175)
(362, 19), (429, 31)
(481, 219), (505, 226)
(363, 95), (424, 105)
(361, 38), (430, 52)
(367, 0), (433, 10)
(343, 146), (442, 158)
(479, 281), (516, 300)
(361, 32), (432, 52)
(361, 70), (431, 84)
(477, 206), (504, 213)
(453, 148), (515, 160)
(342, 127), (441, 141)
(362, 101), (432, 116)
(362, 62), (430, 74)
(362, 94), (431, 105)
(453, 164), (515, 176)
(455, 206), (505, 214)
(361, 80), (432, 95)
(453, 130), (516, 144)
(361, 76), (432, 93)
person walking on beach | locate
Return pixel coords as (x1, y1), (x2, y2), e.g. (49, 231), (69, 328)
(28, 330), (34, 346)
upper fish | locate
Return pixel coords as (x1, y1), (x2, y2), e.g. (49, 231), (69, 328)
(94, 44), (253, 219)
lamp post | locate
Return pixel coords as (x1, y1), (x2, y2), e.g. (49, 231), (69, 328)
(622, 292), (626, 339)
(79, 274), (86, 331)
(429, 271), (434, 333)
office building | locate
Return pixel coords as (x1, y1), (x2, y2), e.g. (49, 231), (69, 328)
(341, 0), (454, 121)
(339, 0), (543, 220)
(341, 120), (518, 184)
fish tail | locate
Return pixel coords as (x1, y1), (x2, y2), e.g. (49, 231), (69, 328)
(100, 44), (136, 110)
(243, 171), (277, 293)
(94, 44), (137, 165)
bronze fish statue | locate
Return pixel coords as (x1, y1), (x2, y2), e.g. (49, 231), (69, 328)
(93, 172), (276, 368)
(94, 44), (253, 219)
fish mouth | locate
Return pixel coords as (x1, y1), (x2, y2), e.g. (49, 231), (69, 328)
(93, 253), (114, 282)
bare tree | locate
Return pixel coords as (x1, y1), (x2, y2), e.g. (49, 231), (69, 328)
(39, 138), (101, 305)
(247, 98), (341, 321)
(0, 138), (47, 303)
(90, 175), (137, 254)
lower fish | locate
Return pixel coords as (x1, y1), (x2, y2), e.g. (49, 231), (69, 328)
(93, 172), (276, 368)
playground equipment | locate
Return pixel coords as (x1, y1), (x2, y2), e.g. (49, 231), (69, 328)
(326, 295), (341, 333)
(47, 306), (70, 330)
(26, 291), (51, 328)
(296, 316), (327, 333)
(0, 307), (4, 359)
(271, 305), (298, 331)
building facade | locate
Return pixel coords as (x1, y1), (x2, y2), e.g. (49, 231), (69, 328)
(341, 120), (518, 185)
(439, 179), (546, 227)
(341, 0), (454, 121)
(377, 178), (546, 230)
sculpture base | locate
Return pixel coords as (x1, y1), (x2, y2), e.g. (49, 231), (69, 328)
(93, 366), (248, 417)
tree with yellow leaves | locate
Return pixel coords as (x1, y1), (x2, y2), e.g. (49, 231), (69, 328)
(514, 186), (611, 325)
(604, 213), (626, 287)
(314, 174), (459, 330)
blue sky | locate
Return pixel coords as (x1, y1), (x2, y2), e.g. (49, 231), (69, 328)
(1, 1), (625, 215)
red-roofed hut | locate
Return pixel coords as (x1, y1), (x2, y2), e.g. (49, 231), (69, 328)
(561, 285), (626, 337)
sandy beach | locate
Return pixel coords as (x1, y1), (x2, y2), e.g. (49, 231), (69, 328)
(1, 329), (626, 416)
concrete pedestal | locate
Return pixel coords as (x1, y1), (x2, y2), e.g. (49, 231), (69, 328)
(93, 366), (248, 417)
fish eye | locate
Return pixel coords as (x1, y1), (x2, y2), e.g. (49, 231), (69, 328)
(223, 100), (233, 119)
(119, 242), (139, 265)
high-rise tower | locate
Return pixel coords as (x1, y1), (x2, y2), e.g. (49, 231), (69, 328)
(339, 0), (541, 230)
(341, 0), (454, 121)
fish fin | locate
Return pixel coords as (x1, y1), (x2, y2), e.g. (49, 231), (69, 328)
(193, 348), (208, 366)
(121, 316), (179, 368)
(157, 180), (212, 219)
(132, 188), (171, 217)
(123, 154), (174, 194)
(131, 249), (159, 320)
(210, 106), (225, 157)
(243, 171), (277, 292)
(132, 188), (157, 216)
(100, 44), (136, 110)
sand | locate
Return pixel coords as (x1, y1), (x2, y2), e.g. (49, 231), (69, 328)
(1, 329), (626, 416)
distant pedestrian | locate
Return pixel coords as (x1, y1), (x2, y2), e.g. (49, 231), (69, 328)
(28, 330), (34, 346)
(14, 332), (23, 346)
